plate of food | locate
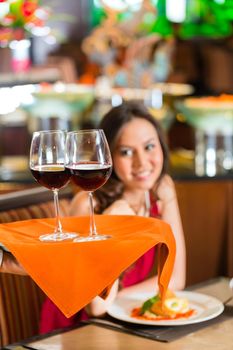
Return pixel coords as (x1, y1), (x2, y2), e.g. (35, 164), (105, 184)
(107, 289), (224, 326)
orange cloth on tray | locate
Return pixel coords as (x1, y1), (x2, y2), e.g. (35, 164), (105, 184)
(0, 215), (175, 318)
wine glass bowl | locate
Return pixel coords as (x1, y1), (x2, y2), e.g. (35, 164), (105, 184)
(68, 163), (112, 192)
(30, 165), (70, 191)
(65, 129), (112, 242)
(30, 130), (78, 242)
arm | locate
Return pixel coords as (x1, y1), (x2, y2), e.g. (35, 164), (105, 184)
(85, 280), (119, 317)
(69, 191), (90, 216)
(69, 192), (135, 217)
(0, 249), (27, 275)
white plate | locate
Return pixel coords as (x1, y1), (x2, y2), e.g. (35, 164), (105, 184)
(107, 291), (224, 326)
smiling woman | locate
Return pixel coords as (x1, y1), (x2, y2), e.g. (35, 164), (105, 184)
(36, 100), (186, 334)
(67, 100), (186, 314)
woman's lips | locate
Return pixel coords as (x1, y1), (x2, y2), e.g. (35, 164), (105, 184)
(133, 170), (153, 180)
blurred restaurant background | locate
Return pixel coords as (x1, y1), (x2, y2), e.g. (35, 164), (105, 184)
(0, 0), (232, 345)
(0, 1), (232, 344)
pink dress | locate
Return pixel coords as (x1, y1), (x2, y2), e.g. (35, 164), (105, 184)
(39, 201), (159, 334)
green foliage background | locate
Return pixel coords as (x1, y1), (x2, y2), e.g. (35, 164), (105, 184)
(91, 0), (233, 38)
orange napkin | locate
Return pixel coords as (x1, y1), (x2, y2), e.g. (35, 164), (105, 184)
(0, 215), (175, 317)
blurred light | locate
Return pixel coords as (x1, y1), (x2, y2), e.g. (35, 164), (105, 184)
(30, 26), (51, 37)
(9, 39), (30, 50)
(223, 134), (233, 170)
(54, 82), (66, 93)
(9, 39), (31, 63)
(0, 88), (19, 115)
(0, 85), (36, 115)
(94, 0), (102, 7)
(44, 35), (57, 45)
(166, 0), (186, 23)
(12, 84), (36, 106)
(126, 0), (143, 11)
(111, 94), (123, 107)
(214, 0), (225, 4)
(206, 135), (217, 177)
(145, 89), (163, 109)
(152, 89), (163, 109)
(101, 0), (143, 12)
(35, 8), (50, 21)
(0, 2), (9, 19)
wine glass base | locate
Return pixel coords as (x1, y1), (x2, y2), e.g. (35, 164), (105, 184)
(39, 232), (78, 242)
(73, 234), (112, 243)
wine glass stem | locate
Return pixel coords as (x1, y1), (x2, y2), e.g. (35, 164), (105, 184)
(53, 189), (63, 234)
(89, 191), (97, 236)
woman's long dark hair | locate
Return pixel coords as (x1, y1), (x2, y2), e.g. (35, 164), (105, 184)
(95, 101), (169, 213)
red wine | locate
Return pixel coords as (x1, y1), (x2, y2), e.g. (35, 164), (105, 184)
(67, 162), (112, 191)
(31, 165), (70, 190)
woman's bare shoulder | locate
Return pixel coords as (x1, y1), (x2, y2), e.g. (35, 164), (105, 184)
(103, 199), (135, 215)
(69, 191), (89, 216)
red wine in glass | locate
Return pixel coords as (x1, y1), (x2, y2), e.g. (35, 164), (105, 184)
(65, 129), (112, 242)
(30, 130), (78, 242)
(31, 165), (70, 190)
(67, 162), (112, 191)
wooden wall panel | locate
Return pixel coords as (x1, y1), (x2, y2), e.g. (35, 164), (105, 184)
(175, 180), (232, 286)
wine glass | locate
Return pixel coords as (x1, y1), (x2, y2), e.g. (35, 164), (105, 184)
(30, 130), (78, 242)
(65, 129), (112, 242)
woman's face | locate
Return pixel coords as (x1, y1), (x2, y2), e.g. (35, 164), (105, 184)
(113, 118), (164, 191)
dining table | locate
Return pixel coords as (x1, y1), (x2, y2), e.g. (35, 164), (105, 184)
(4, 277), (233, 350)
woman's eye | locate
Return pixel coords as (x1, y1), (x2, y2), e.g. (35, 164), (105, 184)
(119, 149), (133, 157)
(145, 143), (155, 151)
